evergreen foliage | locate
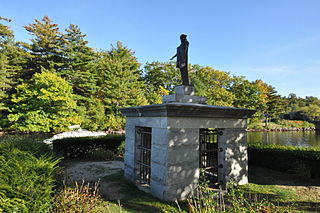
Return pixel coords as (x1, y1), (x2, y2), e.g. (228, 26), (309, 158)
(62, 24), (98, 97)
(96, 42), (147, 129)
(0, 140), (59, 212)
(21, 16), (65, 79)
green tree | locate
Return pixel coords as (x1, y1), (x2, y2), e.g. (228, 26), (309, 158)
(8, 70), (81, 132)
(300, 104), (320, 121)
(286, 93), (300, 112)
(62, 24), (98, 97)
(304, 96), (320, 106)
(97, 42), (147, 129)
(61, 24), (101, 130)
(20, 16), (65, 79)
(143, 61), (179, 104)
(0, 17), (19, 109)
(266, 86), (285, 120)
(0, 17), (28, 128)
(190, 66), (235, 106)
(229, 76), (262, 109)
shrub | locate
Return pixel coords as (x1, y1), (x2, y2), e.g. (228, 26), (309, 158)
(0, 141), (60, 212)
(53, 134), (125, 158)
(248, 143), (320, 178)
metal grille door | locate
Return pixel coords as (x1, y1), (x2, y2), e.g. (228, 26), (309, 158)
(136, 127), (152, 184)
(199, 128), (219, 186)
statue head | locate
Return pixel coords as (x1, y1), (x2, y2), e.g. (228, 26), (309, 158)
(180, 34), (187, 42)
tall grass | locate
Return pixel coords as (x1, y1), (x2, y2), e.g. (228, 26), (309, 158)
(186, 184), (291, 213)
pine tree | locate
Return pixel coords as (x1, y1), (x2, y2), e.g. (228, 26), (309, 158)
(62, 24), (98, 97)
(97, 42), (147, 129)
(20, 16), (65, 79)
(266, 86), (285, 120)
(0, 17), (27, 113)
(0, 17), (15, 110)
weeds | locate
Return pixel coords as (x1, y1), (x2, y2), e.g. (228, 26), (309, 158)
(185, 179), (292, 213)
(52, 180), (123, 213)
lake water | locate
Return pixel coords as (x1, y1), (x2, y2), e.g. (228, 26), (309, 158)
(247, 131), (320, 147)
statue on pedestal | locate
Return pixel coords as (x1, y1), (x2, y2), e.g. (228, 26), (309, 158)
(170, 34), (189, 85)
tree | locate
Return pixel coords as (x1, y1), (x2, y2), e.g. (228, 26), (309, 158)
(266, 86), (285, 120)
(286, 93), (300, 112)
(0, 17), (28, 129)
(20, 16), (65, 79)
(305, 96), (320, 106)
(96, 42), (147, 129)
(0, 17), (17, 110)
(190, 66), (235, 106)
(229, 76), (262, 109)
(61, 24), (98, 97)
(143, 61), (179, 104)
(7, 70), (81, 132)
(300, 104), (320, 121)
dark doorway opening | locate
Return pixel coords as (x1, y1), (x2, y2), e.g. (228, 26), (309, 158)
(199, 128), (219, 188)
(136, 127), (152, 185)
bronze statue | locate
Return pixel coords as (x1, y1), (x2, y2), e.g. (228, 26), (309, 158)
(170, 34), (189, 85)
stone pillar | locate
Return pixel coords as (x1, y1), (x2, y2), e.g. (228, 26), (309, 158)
(220, 128), (248, 187)
(123, 118), (136, 182)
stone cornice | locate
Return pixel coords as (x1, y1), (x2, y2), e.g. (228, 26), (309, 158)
(119, 103), (256, 119)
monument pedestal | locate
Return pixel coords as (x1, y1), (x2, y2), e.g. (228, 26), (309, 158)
(119, 85), (255, 200)
(162, 85), (207, 104)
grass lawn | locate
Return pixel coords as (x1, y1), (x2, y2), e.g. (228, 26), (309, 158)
(244, 166), (320, 213)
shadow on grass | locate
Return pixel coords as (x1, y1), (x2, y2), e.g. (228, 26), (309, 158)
(102, 171), (188, 213)
(247, 166), (320, 212)
(278, 201), (320, 212)
(249, 166), (320, 186)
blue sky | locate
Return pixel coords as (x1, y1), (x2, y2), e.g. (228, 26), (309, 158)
(2, 0), (320, 98)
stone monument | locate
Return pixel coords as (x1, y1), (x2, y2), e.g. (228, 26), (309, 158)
(119, 35), (255, 200)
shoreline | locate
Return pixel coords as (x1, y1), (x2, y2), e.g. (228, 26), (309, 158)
(247, 127), (316, 132)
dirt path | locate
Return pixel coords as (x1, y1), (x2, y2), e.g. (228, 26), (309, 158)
(61, 160), (126, 200)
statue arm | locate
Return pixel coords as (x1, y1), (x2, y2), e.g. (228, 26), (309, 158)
(170, 54), (177, 60)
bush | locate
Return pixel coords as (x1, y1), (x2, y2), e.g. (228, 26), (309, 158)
(53, 134), (125, 158)
(248, 143), (320, 178)
(0, 140), (60, 212)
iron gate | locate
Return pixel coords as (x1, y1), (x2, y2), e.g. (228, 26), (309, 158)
(136, 127), (152, 184)
(199, 128), (219, 187)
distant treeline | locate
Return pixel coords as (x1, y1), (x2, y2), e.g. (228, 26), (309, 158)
(1, 16), (319, 132)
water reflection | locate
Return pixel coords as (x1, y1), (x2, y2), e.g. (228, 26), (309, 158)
(247, 131), (320, 147)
